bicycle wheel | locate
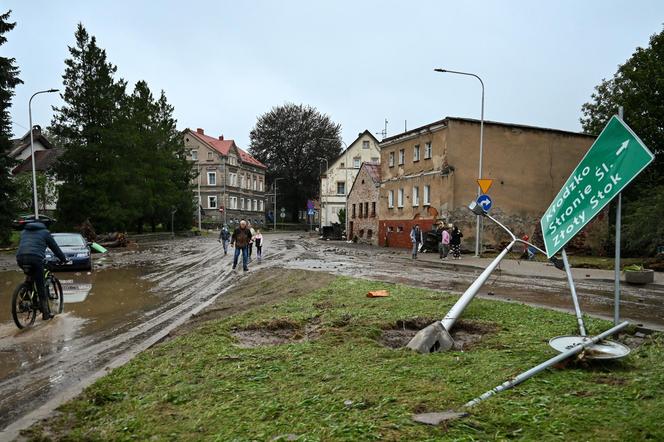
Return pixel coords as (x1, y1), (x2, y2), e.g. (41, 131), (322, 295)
(47, 276), (64, 315)
(12, 283), (37, 329)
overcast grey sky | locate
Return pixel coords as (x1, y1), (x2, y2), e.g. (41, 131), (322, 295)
(5, 1), (664, 148)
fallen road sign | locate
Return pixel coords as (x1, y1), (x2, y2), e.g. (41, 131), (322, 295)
(540, 116), (654, 258)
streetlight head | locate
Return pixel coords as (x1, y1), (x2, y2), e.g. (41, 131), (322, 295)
(434, 68), (447, 73)
(47, 89), (59, 93)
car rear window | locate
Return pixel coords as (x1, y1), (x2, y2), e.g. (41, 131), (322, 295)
(54, 234), (86, 247)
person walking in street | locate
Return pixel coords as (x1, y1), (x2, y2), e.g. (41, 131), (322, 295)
(450, 224), (463, 260)
(246, 222), (256, 262)
(218, 225), (231, 255)
(440, 224), (451, 259)
(254, 229), (263, 261)
(410, 224), (422, 259)
(15, 221), (68, 320)
(231, 220), (252, 272)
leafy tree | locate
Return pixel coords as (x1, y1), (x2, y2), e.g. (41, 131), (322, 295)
(0, 10), (22, 245)
(51, 23), (129, 231)
(338, 207), (346, 227)
(580, 26), (664, 255)
(249, 103), (341, 221)
(13, 172), (57, 213)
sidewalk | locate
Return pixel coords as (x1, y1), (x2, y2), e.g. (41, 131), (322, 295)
(413, 251), (664, 287)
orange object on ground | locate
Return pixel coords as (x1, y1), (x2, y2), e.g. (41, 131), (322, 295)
(367, 290), (389, 298)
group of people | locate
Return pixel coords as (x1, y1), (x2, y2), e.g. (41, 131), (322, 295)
(409, 222), (463, 260)
(218, 220), (264, 272)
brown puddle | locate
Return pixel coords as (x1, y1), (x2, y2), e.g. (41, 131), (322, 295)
(0, 267), (159, 381)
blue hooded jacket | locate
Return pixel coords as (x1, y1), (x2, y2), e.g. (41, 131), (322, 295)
(16, 222), (67, 262)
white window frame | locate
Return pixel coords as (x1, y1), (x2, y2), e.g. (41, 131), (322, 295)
(207, 151), (213, 161)
(207, 171), (216, 186)
(362, 140), (370, 149)
(259, 180), (264, 191)
(424, 142), (432, 159)
(413, 145), (420, 162)
(423, 185), (431, 206)
(353, 158), (361, 168)
(412, 186), (419, 206)
(259, 200), (264, 212)
(337, 181), (346, 195)
(191, 150), (198, 161)
(253, 199), (258, 211)
(397, 188), (404, 208)
(240, 198), (245, 210)
(208, 195), (217, 209)
(388, 190), (394, 208)
(388, 152), (395, 167)
(230, 196), (237, 209)
(398, 149), (405, 165)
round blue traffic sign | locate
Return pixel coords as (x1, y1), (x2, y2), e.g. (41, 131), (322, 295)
(476, 194), (492, 212)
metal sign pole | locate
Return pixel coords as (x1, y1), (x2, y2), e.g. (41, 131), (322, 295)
(614, 106), (624, 326)
(561, 248), (587, 336)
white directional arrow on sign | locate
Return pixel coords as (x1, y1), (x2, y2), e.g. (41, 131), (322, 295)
(616, 140), (629, 156)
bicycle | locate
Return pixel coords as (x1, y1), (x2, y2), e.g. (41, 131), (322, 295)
(11, 261), (66, 329)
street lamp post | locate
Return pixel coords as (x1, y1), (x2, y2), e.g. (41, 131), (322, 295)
(273, 177), (283, 231)
(197, 164), (202, 231)
(28, 89), (59, 218)
(434, 68), (485, 257)
(318, 157), (329, 230)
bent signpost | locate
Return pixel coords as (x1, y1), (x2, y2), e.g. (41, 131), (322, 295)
(541, 116), (654, 258)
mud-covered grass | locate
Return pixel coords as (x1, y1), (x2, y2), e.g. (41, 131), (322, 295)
(25, 274), (664, 441)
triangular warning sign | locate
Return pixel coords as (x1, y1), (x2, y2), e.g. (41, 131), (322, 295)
(477, 179), (493, 194)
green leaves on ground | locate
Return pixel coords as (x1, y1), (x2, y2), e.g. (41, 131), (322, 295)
(27, 276), (664, 441)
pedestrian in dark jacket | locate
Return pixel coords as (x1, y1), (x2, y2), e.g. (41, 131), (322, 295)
(450, 225), (463, 259)
(409, 224), (422, 259)
(231, 220), (252, 271)
(218, 226), (230, 255)
(16, 222), (67, 320)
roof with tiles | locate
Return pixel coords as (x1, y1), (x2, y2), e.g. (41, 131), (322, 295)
(363, 162), (381, 184)
(185, 128), (267, 169)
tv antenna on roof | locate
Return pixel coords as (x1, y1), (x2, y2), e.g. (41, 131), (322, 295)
(376, 118), (388, 140)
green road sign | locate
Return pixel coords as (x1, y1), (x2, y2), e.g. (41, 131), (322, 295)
(541, 116), (654, 258)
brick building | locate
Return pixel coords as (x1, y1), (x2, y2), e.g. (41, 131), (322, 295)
(183, 128), (267, 227)
(378, 117), (600, 250)
(347, 162), (381, 244)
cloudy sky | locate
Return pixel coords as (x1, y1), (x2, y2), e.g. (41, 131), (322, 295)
(5, 1), (663, 148)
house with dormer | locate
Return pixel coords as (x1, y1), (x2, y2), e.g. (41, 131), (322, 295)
(183, 128), (267, 226)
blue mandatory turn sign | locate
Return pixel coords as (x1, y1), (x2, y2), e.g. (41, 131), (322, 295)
(307, 209), (315, 216)
(476, 194), (493, 212)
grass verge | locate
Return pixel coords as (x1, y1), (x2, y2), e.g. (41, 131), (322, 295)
(25, 274), (663, 441)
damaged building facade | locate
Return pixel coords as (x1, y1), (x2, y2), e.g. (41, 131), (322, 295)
(378, 117), (603, 251)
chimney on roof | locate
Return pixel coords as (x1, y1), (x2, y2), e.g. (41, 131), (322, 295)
(196, 128), (204, 134)
(218, 135), (224, 141)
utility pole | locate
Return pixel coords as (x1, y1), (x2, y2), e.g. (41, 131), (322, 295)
(28, 89), (59, 218)
(197, 165), (202, 231)
(273, 177), (283, 231)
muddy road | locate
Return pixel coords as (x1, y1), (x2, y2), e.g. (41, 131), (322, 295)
(1, 232), (663, 437)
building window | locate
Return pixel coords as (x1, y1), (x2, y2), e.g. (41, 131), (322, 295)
(340, 162), (345, 168)
(398, 149), (405, 165)
(367, 229), (373, 239)
(352, 204), (356, 218)
(371, 202), (376, 217)
(423, 185), (431, 205)
(259, 200), (264, 212)
(413, 145), (420, 162)
(364, 202), (369, 217)
(424, 142), (432, 159)
(388, 191), (394, 208)
(208, 195), (217, 209)
(412, 186), (419, 206)
(191, 150), (198, 161)
(230, 196), (237, 209)
(239, 175), (244, 188)
(397, 226), (404, 233)
(397, 188), (404, 208)
(240, 198), (245, 210)
(358, 203), (363, 218)
(370, 157), (379, 164)
(353, 157), (361, 168)
(253, 177), (257, 191)
(207, 172), (216, 186)
(337, 182), (346, 195)
(388, 152), (395, 167)
(259, 180), (263, 192)
(362, 140), (370, 149)
(207, 151), (213, 161)
(229, 156), (237, 166)
(253, 199), (258, 211)
(387, 226), (394, 233)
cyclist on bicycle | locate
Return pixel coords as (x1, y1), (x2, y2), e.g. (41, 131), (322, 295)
(15, 221), (67, 320)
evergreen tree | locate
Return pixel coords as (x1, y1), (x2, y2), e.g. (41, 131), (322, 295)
(51, 24), (129, 230)
(0, 10), (22, 245)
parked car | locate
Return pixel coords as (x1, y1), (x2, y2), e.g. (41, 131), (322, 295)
(45, 233), (92, 271)
(13, 214), (56, 230)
